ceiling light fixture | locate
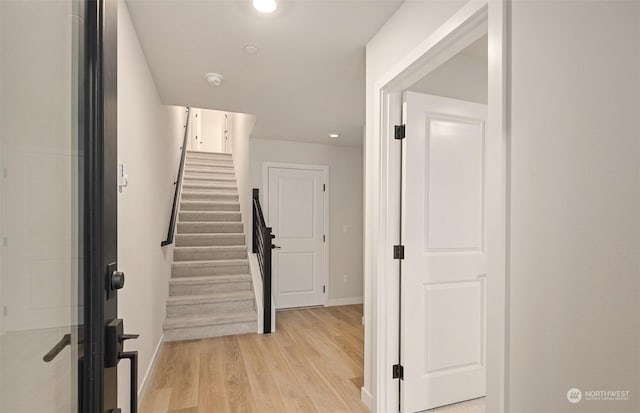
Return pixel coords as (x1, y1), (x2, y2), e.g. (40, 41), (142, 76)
(328, 133), (340, 138)
(253, 0), (276, 13)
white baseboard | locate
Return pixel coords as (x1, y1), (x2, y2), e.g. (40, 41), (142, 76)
(138, 334), (164, 401)
(361, 387), (374, 411)
(326, 297), (364, 307)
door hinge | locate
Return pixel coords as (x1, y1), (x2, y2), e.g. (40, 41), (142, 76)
(323, 234), (326, 242)
(394, 124), (406, 140)
(323, 285), (326, 293)
(393, 364), (404, 380)
(393, 245), (404, 260)
(323, 183), (326, 192)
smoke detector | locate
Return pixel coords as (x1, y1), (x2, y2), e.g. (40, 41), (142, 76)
(205, 72), (224, 86)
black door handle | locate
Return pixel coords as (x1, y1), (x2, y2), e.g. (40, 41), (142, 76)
(43, 334), (71, 362)
(106, 319), (139, 413)
(272, 244), (281, 249)
(120, 350), (138, 413)
(43, 330), (84, 362)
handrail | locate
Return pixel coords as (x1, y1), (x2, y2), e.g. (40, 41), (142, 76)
(161, 107), (191, 247)
(252, 188), (273, 334)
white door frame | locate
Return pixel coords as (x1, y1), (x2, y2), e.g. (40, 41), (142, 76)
(262, 161), (330, 307)
(368, 1), (509, 412)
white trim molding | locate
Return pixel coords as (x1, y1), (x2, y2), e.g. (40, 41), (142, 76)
(138, 334), (164, 402)
(326, 297), (363, 307)
(361, 387), (374, 411)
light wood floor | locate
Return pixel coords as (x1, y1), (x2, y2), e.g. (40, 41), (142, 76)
(140, 304), (367, 413)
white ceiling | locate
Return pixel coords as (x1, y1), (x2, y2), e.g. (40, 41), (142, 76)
(126, 0), (403, 147)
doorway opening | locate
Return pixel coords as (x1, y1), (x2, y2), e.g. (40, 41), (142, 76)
(399, 34), (488, 413)
(369, 1), (508, 412)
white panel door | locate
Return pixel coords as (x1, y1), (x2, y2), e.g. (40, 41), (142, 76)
(267, 166), (325, 309)
(402, 92), (488, 412)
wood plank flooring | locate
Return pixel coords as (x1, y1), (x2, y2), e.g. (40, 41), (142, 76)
(140, 304), (367, 413)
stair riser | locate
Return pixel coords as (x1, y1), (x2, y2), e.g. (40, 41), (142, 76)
(184, 166), (234, 174)
(182, 178), (238, 189)
(175, 235), (245, 247)
(182, 187), (238, 195)
(167, 299), (254, 318)
(184, 178), (237, 184)
(177, 222), (243, 233)
(170, 281), (251, 296)
(186, 161), (234, 168)
(186, 152), (232, 160)
(180, 203), (240, 212)
(174, 249), (247, 261)
(183, 182), (237, 189)
(172, 264), (250, 277)
(164, 321), (256, 342)
(183, 174), (236, 182)
(181, 193), (239, 202)
(179, 212), (241, 222)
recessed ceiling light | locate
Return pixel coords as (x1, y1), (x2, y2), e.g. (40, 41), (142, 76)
(253, 0), (276, 13)
(244, 45), (259, 55)
(328, 133), (340, 138)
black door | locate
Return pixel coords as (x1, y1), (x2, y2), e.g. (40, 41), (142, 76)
(0, 0), (131, 411)
(84, 0), (124, 411)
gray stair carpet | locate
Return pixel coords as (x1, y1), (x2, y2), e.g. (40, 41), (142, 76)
(164, 150), (256, 341)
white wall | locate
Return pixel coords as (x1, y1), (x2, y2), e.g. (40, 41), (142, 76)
(364, 0), (467, 407)
(508, 2), (640, 412)
(227, 113), (267, 330)
(230, 113), (256, 242)
(117, 2), (184, 411)
(409, 52), (487, 104)
(250, 138), (364, 304)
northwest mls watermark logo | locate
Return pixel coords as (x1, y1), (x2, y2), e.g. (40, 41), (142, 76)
(567, 388), (630, 403)
(567, 388), (582, 404)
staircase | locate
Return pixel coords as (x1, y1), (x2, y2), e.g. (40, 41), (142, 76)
(163, 150), (257, 342)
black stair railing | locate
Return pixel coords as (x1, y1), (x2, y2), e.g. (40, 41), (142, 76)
(161, 107), (191, 247)
(252, 188), (273, 334)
